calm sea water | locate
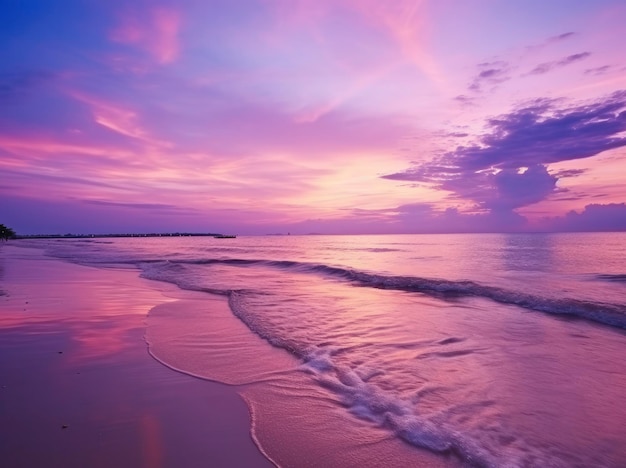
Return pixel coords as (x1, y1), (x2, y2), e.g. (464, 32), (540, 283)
(22, 233), (626, 467)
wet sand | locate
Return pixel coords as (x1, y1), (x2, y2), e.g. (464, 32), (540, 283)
(0, 245), (272, 468)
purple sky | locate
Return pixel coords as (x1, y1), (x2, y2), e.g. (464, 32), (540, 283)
(1, 0), (625, 234)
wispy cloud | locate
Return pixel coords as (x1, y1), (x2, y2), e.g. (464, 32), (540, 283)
(0, 135), (135, 159)
(585, 65), (612, 76)
(69, 92), (170, 147)
(553, 168), (587, 178)
(549, 32), (576, 42)
(468, 61), (511, 93)
(528, 52), (591, 75)
(82, 200), (195, 213)
(525, 31), (577, 53)
(453, 94), (477, 107)
(110, 7), (182, 65)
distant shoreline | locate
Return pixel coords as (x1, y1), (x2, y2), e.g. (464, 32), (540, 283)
(11, 230), (626, 240)
(15, 232), (224, 239)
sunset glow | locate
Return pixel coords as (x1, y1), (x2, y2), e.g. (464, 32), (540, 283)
(1, 0), (625, 234)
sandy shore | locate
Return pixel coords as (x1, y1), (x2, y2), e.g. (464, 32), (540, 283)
(0, 245), (272, 468)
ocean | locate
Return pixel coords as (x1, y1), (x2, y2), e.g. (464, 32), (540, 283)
(20, 233), (626, 467)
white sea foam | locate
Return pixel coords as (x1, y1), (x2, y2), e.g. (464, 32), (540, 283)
(296, 345), (549, 468)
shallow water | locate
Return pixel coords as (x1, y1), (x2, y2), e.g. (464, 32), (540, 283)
(20, 233), (626, 467)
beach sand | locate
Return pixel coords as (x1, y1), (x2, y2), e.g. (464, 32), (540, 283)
(0, 245), (272, 468)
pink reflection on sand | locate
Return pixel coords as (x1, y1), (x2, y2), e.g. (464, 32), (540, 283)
(141, 413), (164, 468)
(0, 247), (175, 364)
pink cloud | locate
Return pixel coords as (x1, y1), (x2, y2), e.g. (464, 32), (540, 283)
(346, 0), (447, 90)
(0, 135), (134, 160)
(111, 7), (181, 65)
(67, 92), (172, 148)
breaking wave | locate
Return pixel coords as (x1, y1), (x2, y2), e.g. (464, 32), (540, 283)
(147, 257), (626, 330)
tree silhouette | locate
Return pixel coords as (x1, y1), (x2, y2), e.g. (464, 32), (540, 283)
(0, 224), (16, 241)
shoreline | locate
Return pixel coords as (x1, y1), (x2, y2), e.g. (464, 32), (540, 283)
(3, 235), (626, 466)
(2, 240), (460, 468)
(0, 244), (272, 467)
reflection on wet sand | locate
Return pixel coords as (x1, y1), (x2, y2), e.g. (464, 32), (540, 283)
(0, 246), (271, 467)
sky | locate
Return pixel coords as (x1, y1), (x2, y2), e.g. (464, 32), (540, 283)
(1, 0), (625, 235)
